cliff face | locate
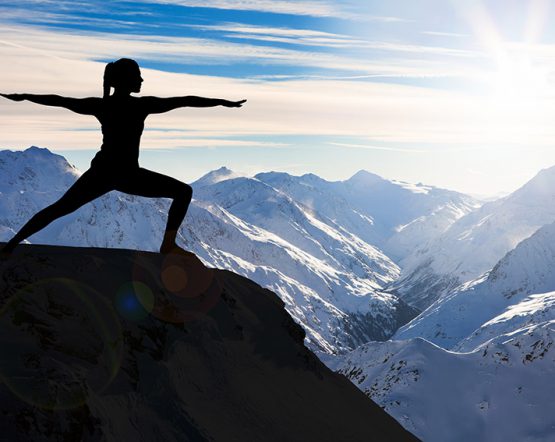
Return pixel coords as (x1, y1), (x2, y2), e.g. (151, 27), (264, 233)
(0, 244), (417, 442)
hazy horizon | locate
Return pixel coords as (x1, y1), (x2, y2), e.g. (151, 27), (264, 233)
(1, 144), (527, 199)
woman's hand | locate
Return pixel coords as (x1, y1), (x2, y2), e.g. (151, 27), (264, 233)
(0, 93), (27, 102)
(224, 99), (247, 108)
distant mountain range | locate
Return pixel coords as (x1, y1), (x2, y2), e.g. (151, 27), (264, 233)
(392, 165), (555, 309)
(0, 146), (473, 356)
(395, 220), (555, 348)
(333, 181), (555, 440)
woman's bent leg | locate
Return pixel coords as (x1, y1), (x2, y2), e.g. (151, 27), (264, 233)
(3, 168), (112, 253)
(113, 167), (193, 253)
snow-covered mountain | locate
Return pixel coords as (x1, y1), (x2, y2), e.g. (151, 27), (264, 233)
(192, 174), (397, 286)
(456, 291), (555, 352)
(193, 165), (246, 186)
(394, 220), (555, 348)
(335, 321), (555, 442)
(255, 169), (478, 261)
(331, 220), (555, 441)
(392, 166), (555, 309)
(6, 147), (555, 441)
(2, 146), (448, 355)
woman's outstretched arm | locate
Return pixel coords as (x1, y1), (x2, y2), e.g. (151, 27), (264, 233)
(142, 96), (246, 114)
(1, 93), (100, 115)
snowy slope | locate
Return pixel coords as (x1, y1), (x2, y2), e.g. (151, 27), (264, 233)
(193, 175), (397, 286)
(0, 147), (419, 354)
(331, 202), (555, 441)
(394, 220), (555, 348)
(393, 166), (555, 309)
(456, 291), (555, 352)
(336, 323), (555, 442)
(255, 169), (478, 261)
(181, 201), (416, 353)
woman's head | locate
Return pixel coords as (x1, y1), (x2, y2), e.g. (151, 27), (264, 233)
(103, 58), (143, 98)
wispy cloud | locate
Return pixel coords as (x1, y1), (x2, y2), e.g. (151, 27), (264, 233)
(1, 0), (152, 15)
(133, 0), (350, 18)
(422, 31), (470, 38)
(190, 22), (481, 57)
(3, 20), (554, 151)
(139, 0), (412, 22)
(0, 24), (484, 80)
(6, 0), (408, 22)
(4, 43), (555, 153)
(0, 7), (150, 29)
(328, 142), (433, 153)
(186, 21), (327, 46)
(138, 134), (290, 149)
(328, 142), (492, 154)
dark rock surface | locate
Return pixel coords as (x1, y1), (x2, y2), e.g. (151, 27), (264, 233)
(0, 243), (418, 441)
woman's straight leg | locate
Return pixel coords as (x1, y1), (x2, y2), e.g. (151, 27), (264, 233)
(3, 168), (113, 253)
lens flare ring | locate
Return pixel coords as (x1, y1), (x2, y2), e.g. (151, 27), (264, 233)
(129, 252), (222, 325)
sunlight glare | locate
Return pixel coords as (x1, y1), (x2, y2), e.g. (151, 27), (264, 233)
(452, 0), (554, 145)
(489, 47), (549, 104)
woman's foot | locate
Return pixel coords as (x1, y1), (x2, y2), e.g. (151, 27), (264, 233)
(1, 240), (17, 257)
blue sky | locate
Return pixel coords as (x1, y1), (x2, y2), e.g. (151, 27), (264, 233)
(2, 0), (555, 195)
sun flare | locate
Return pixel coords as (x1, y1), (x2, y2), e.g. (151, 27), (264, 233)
(489, 50), (549, 103)
(451, 0), (555, 146)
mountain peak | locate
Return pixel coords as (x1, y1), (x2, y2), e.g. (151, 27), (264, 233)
(0, 243), (417, 441)
(347, 169), (385, 184)
(26, 145), (53, 155)
(254, 170), (291, 182)
(511, 164), (555, 200)
(300, 172), (320, 180)
(0, 146), (78, 192)
(193, 166), (244, 187)
(1, 146), (73, 166)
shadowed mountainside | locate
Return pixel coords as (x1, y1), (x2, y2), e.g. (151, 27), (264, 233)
(0, 243), (417, 441)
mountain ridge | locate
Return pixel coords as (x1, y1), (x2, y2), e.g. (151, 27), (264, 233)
(394, 220), (555, 349)
(334, 217), (555, 441)
(393, 164), (555, 310)
(1, 146), (442, 355)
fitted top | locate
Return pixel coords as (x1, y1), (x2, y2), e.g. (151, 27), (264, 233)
(91, 96), (148, 169)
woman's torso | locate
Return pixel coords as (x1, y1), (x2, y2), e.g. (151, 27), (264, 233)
(91, 96), (147, 169)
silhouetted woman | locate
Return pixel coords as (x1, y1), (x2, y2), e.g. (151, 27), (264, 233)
(1, 58), (246, 255)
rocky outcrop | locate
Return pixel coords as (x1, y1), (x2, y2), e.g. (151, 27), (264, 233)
(0, 243), (417, 441)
